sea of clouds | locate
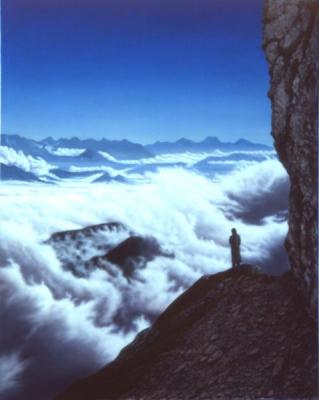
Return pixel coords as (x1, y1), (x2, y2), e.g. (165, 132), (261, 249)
(0, 157), (289, 400)
(0, 146), (54, 177)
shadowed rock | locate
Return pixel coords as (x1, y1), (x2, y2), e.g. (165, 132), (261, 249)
(48, 222), (127, 243)
(105, 235), (172, 278)
(45, 222), (130, 277)
(263, 0), (319, 315)
(57, 265), (318, 399)
(46, 223), (171, 279)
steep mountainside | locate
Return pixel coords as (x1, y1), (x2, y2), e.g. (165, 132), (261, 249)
(58, 266), (318, 399)
(263, 0), (318, 315)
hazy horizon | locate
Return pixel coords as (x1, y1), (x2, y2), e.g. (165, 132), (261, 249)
(1, 132), (274, 146)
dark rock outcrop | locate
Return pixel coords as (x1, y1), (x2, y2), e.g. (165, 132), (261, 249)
(46, 223), (171, 279)
(48, 222), (127, 243)
(263, 0), (319, 315)
(104, 236), (171, 278)
(46, 222), (129, 277)
(84, 235), (172, 279)
(57, 266), (318, 399)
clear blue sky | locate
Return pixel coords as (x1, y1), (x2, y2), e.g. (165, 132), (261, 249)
(2, 0), (271, 144)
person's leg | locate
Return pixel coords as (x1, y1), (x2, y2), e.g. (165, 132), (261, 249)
(235, 251), (240, 269)
(231, 251), (236, 269)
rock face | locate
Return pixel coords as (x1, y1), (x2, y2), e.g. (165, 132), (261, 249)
(263, 0), (319, 315)
(57, 266), (318, 399)
(105, 236), (171, 278)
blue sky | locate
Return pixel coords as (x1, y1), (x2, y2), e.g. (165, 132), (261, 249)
(2, 0), (271, 144)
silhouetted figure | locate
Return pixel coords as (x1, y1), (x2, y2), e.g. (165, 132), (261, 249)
(229, 228), (241, 269)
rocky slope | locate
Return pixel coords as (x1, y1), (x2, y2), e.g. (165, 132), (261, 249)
(263, 0), (319, 315)
(58, 266), (318, 399)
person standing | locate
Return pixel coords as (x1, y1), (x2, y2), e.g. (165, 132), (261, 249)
(229, 228), (241, 269)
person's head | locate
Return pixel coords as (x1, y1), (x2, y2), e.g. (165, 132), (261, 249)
(231, 228), (237, 234)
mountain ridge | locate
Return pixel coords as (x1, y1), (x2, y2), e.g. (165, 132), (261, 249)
(1, 134), (273, 161)
(145, 136), (272, 155)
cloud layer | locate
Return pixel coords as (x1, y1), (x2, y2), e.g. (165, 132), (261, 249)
(47, 147), (85, 157)
(0, 146), (53, 177)
(0, 159), (289, 399)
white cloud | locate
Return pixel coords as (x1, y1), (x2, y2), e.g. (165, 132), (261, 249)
(0, 158), (289, 399)
(69, 165), (123, 177)
(0, 146), (54, 176)
(100, 149), (276, 166)
(99, 151), (123, 162)
(47, 147), (85, 157)
(0, 353), (27, 396)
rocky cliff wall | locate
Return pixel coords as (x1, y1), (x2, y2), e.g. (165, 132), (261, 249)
(263, 0), (319, 316)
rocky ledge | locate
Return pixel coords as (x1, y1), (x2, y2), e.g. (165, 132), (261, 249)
(58, 265), (318, 399)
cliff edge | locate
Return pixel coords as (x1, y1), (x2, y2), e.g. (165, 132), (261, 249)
(263, 0), (318, 315)
(58, 266), (317, 399)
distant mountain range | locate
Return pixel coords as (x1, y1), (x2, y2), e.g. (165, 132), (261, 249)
(40, 136), (153, 160)
(1, 134), (272, 161)
(145, 137), (271, 155)
(2, 134), (53, 159)
(1, 134), (152, 161)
